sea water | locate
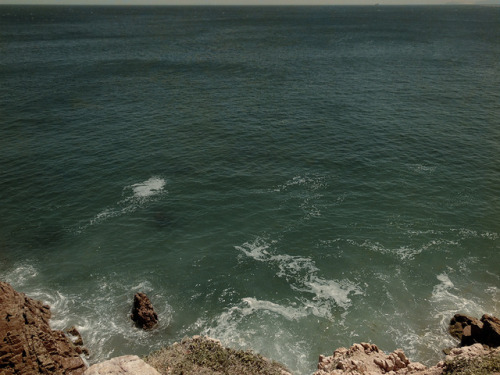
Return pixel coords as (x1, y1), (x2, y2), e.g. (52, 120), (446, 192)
(0, 5), (499, 374)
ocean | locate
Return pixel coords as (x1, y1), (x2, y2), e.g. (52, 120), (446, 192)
(0, 4), (499, 374)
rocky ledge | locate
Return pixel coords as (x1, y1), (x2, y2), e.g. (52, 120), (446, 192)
(0, 281), (86, 375)
(1, 281), (499, 375)
(314, 342), (500, 375)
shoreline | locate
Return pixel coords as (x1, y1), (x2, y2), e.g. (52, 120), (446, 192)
(1, 281), (499, 374)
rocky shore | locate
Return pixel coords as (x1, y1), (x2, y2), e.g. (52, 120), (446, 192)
(1, 281), (499, 375)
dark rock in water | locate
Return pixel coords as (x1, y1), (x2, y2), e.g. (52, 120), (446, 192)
(449, 313), (500, 347)
(481, 314), (500, 347)
(449, 314), (483, 342)
(131, 292), (158, 330)
(0, 281), (86, 374)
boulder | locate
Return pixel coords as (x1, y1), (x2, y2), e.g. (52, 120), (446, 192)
(449, 314), (483, 342)
(84, 355), (160, 375)
(481, 314), (500, 347)
(131, 292), (158, 330)
(449, 313), (500, 347)
(0, 281), (86, 374)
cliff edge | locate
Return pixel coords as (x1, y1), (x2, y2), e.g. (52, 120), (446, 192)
(0, 281), (86, 375)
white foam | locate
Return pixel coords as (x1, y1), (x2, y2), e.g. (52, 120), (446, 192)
(198, 297), (312, 374)
(78, 176), (166, 231)
(235, 238), (271, 261)
(435, 273), (454, 291)
(236, 237), (362, 319)
(130, 177), (166, 198)
(242, 297), (309, 320)
(4, 264), (38, 286)
(407, 163), (436, 174)
(430, 272), (484, 327)
(272, 175), (327, 193)
(351, 239), (458, 261)
(302, 278), (361, 310)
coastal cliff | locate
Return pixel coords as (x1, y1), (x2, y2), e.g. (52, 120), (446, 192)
(0, 281), (86, 375)
(1, 282), (498, 375)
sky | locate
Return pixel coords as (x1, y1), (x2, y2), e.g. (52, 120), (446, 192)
(0, 0), (497, 4)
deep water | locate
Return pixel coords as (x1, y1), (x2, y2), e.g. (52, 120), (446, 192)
(1, 5), (499, 374)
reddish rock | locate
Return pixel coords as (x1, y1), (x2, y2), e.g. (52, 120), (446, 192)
(131, 292), (158, 330)
(0, 281), (86, 374)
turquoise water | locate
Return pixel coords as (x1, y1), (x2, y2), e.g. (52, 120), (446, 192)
(1, 5), (499, 374)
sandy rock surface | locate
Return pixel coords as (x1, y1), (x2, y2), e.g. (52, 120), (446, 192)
(84, 355), (161, 375)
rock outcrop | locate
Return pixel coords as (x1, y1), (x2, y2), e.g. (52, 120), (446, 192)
(0, 281), (86, 375)
(449, 313), (500, 347)
(144, 335), (292, 375)
(84, 355), (160, 375)
(314, 342), (500, 375)
(314, 342), (435, 375)
(131, 292), (158, 330)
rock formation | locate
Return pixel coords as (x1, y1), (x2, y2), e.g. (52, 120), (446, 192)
(2, 280), (498, 375)
(84, 355), (160, 375)
(131, 292), (158, 330)
(313, 341), (500, 375)
(143, 335), (292, 375)
(313, 342), (434, 375)
(0, 281), (86, 374)
(449, 313), (500, 347)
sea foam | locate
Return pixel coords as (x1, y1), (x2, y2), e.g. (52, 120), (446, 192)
(236, 237), (362, 318)
(130, 177), (166, 199)
(79, 176), (166, 231)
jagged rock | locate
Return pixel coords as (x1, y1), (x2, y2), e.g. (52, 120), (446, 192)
(84, 355), (161, 375)
(449, 314), (483, 342)
(0, 281), (86, 374)
(67, 326), (84, 346)
(66, 326), (90, 357)
(131, 292), (158, 330)
(449, 313), (500, 347)
(313, 342), (434, 375)
(481, 314), (500, 347)
(314, 341), (500, 375)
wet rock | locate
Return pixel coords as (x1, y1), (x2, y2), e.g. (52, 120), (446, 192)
(449, 314), (483, 342)
(481, 314), (500, 347)
(66, 325), (90, 356)
(131, 292), (158, 330)
(0, 281), (86, 375)
(449, 313), (500, 347)
(67, 326), (84, 346)
(84, 355), (161, 375)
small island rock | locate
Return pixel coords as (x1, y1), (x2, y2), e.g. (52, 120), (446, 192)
(131, 292), (158, 330)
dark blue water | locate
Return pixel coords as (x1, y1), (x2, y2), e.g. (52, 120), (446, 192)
(1, 5), (499, 374)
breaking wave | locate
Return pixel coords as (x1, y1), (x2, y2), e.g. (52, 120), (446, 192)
(236, 237), (363, 317)
(78, 177), (166, 231)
